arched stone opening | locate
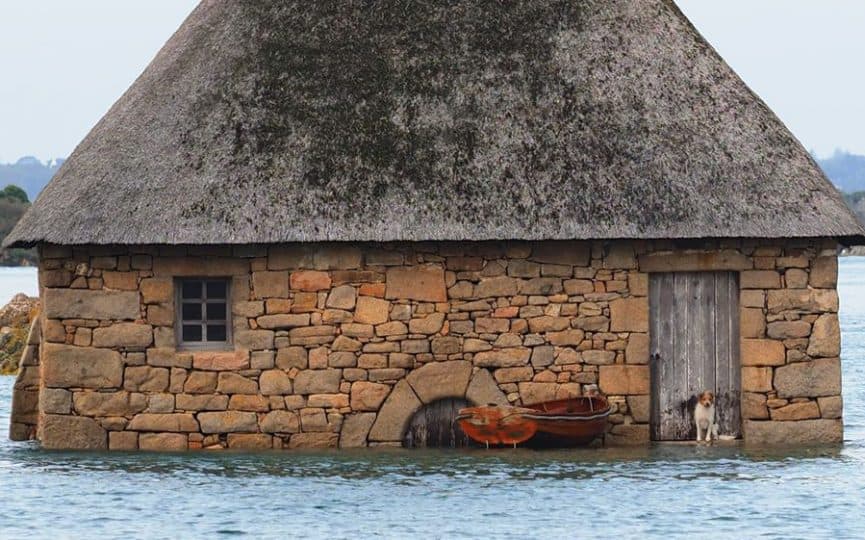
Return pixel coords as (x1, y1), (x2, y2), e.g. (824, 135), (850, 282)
(366, 361), (509, 447)
(402, 398), (471, 448)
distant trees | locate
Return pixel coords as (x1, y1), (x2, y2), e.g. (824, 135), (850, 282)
(0, 157), (61, 201)
(0, 184), (36, 266)
(844, 191), (865, 228)
(0, 185), (29, 203)
(818, 150), (865, 193)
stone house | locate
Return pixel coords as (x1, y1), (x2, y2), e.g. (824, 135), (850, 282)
(6, 1), (863, 450)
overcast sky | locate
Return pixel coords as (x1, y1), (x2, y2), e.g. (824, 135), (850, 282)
(1, 1), (864, 163)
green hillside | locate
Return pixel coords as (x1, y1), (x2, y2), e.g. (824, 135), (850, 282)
(0, 185), (36, 265)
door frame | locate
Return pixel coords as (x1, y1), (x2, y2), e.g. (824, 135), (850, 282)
(648, 271), (742, 441)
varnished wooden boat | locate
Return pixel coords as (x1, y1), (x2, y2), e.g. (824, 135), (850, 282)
(521, 396), (612, 447)
(456, 396), (611, 448)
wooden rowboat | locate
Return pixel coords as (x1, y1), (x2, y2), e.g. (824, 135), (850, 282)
(456, 396), (612, 448)
(521, 396), (612, 447)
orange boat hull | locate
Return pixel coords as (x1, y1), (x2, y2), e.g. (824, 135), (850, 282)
(456, 406), (537, 446)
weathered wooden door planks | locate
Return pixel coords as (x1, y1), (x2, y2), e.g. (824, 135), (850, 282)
(649, 272), (741, 441)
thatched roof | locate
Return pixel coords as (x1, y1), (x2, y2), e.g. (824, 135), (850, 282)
(6, 0), (864, 247)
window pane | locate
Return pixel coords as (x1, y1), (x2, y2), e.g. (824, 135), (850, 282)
(207, 302), (226, 320)
(182, 281), (202, 299)
(179, 278), (231, 347)
(206, 324), (227, 342)
(182, 324), (202, 342)
(207, 281), (227, 299)
(182, 303), (202, 321)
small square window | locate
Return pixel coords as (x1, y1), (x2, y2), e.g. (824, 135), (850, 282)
(177, 278), (231, 350)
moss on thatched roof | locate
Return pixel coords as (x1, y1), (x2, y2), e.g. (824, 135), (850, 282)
(6, 0), (863, 247)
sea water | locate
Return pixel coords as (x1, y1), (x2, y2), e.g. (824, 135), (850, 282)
(0, 263), (863, 539)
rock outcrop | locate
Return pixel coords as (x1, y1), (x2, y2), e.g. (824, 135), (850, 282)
(0, 293), (38, 375)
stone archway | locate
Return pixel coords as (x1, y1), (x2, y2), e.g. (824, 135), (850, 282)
(367, 361), (508, 445)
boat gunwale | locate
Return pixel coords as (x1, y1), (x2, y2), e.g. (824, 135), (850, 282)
(520, 410), (612, 422)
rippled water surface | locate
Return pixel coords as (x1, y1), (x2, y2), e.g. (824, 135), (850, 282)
(1, 262), (865, 539)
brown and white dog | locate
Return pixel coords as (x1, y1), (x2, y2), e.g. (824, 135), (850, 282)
(694, 391), (718, 443)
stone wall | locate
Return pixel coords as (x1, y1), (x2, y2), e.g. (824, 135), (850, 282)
(27, 239), (843, 450)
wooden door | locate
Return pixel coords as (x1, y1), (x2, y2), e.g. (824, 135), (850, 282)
(649, 272), (741, 441)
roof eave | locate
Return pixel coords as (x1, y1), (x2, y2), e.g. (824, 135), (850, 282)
(8, 233), (865, 251)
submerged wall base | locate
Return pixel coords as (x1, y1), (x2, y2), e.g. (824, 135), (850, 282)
(9, 317), (41, 441)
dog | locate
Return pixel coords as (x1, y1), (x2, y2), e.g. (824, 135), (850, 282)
(694, 390), (718, 443)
